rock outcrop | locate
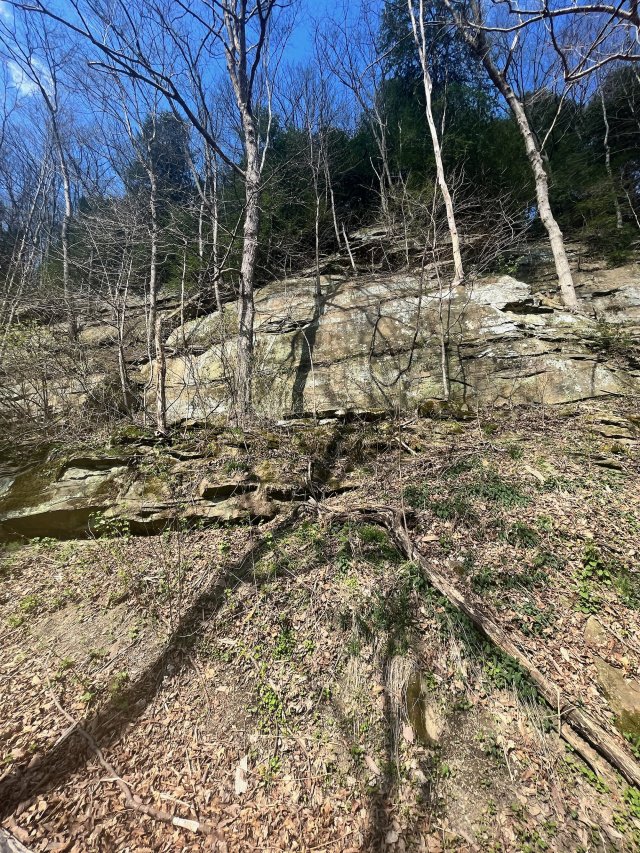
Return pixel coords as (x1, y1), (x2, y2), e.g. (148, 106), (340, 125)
(153, 265), (640, 424)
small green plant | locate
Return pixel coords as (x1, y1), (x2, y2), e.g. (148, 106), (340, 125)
(223, 458), (249, 475)
(617, 567), (640, 610)
(482, 646), (538, 701)
(472, 565), (496, 593)
(346, 633), (361, 657)
(516, 601), (555, 637)
(624, 786), (640, 820)
(88, 647), (108, 663)
(356, 523), (401, 563)
(437, 761), (451, 778)
(253, 684), (285, 732)
(564, 753), (609, 793)
(439, 534), (454, 553)
(541, 476), (577, 493)
(31, 536), (58, 550)
(505, 521), (539, 548)
(80, 689), (96, 705)
(623, 731), (640, 759)
(576, 544), (614, 613)
(461, 550), (476, 574)
(477, 731), (504, 763)
(357, 524), (388, 545)
(499, 565), (549, 590)
(19, 594), (41, 614)
(452, 695), (474, 712)
(582, 544), (612, 585)
(430, 495), (475, 522)
(516, 827), (549, 852)
(532, 550), (562, 571)
(470, 471), (529, 508)
(259, 755), (282, 785)
(443, 456), (478, 479)
(576, 581), (600, 614)
(54, 657), (75, 681)
(403, 483), (431, 510)
(273, 620), (296, 659)
(108, 671), (130, 708)
(7, 593), (41, 626)
(506, 442), (523, 460)
(89, 512), (130, 539)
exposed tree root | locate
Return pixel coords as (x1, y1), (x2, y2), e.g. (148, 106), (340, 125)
(312, 503), (640, 789)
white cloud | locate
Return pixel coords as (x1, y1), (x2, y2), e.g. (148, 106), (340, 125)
(7, 60), (39, 96)
(0, 2), (12, 22)
(6, 57), (53, 98)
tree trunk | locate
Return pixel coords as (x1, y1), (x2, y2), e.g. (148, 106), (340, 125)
(211, 156), (223, 314)
(235, 114), (260, 424)
(601, 89), (623, 230)
(513, 102), (578, 310)
(116, 258), (132, 415)
(445, 3), (579, 311)
(59, 154), (77, 340)
(409, 0), (464, 285)
(147, 171), (158, 366)
(154, 313), (167, 435)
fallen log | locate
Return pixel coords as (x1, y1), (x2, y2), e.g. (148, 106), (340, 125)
(313, 504), (640, 789)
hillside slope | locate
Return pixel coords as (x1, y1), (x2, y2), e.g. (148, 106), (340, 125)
(1, 401), (639, 850)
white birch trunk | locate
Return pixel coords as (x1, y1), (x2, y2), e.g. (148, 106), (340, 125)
(235, 112), (260, 422)
(600, 89), (623, 230)
(409, 0), (464, 285)
(445, 5), (579, 311)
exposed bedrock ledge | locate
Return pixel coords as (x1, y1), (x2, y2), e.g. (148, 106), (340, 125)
(149, 270), (640, 423)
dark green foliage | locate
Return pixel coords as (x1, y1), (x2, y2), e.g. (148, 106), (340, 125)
(623, 731), (640, 759)
(482, 646), (539, 701)
(472, 563), (549, 593)
(515, 601), (555, 637)
(403, 482), (476, 521)
(340, 554), (426, 657)
(125, 111), (194, 208)
(469, 471), (529, 508)
(574, 543), (639, 613)
(532, 550), (563, 571)
(430, 495), (476, 522)
(504, 521), (539, 548)
(403, 483), (432, 509)
(443, 456), (478, 479)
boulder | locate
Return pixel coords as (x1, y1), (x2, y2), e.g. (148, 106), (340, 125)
(585, 617), (640, 737)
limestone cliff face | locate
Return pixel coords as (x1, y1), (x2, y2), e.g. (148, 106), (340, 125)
(153, 266), (640, 423)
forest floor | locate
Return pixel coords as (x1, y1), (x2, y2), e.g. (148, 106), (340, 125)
(1, 398), (640, 851)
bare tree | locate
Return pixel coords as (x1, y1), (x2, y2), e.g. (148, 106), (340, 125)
(319, 0), (396, 225)
(444, 0), (579, 310)
(408, 0), (465, 284)
(476, 0), (640, 81)
(22, 0), (292, 423)
(599, 85), (624, 229)
(0, 10), (81, 337)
